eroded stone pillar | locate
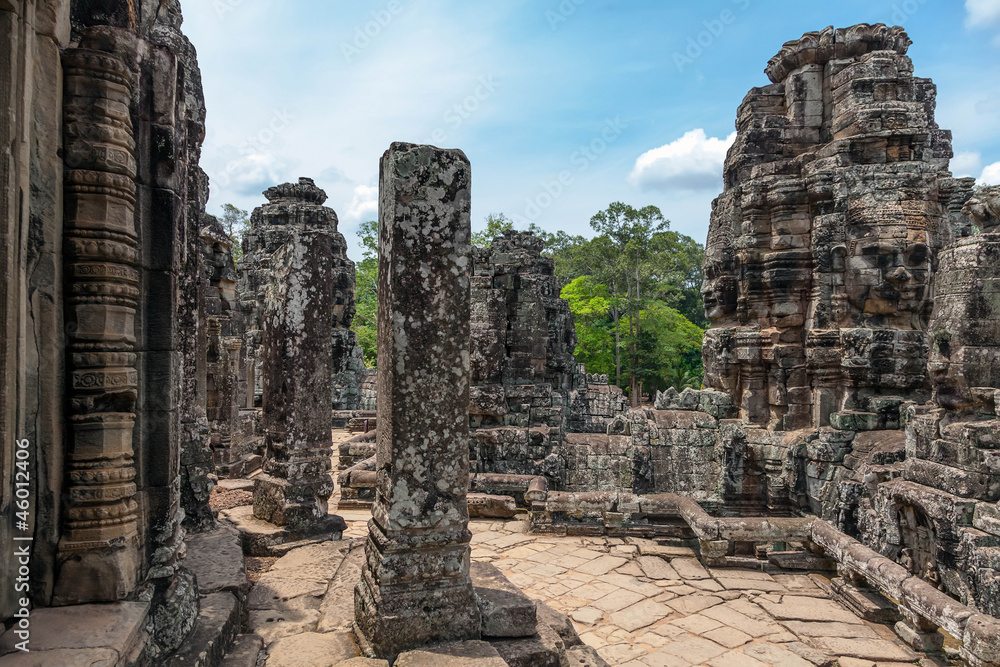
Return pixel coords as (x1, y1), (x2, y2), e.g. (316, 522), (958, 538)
(253, 211), (338, 533)
(354, 143), (480, 658)
(55, 47), (140, 603)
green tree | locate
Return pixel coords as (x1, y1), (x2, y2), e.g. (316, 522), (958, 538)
(472, 213), (515, 248)
(562, 276), (704, 399)
(589, 202), (669, 406)
(546, 203), (706, 402)
(647, 230), (706, 327)
(561, 276), (616, 377)
(351, 220), (379, 367)
(632, 302), (704, 395)
(220, 203), (249, 261)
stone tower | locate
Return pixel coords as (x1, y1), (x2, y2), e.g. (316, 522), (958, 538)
(702, 24), (976, 433)
(237, 178), (358, 409)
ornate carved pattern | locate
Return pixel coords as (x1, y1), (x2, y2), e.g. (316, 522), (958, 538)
(56, 48), (140, 601)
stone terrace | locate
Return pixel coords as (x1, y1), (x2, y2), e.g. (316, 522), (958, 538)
(239, 437), (947, 667)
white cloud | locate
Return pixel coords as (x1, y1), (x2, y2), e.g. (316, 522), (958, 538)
(953, 151), (982, 178)
(629, 129), (736, 192)
(981, 161), (1000, 185)
(966, 0), (1000, 28)
(347, 185), (379, 221)
(206, 150), (290, 200)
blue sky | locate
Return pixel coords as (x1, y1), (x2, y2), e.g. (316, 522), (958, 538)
(183, 0), (1000, 257)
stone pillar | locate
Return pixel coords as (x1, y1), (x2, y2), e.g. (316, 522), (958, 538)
(55, 47), (140, 603)
(253, 190), (339, 534)
(354, 143), (480, 658)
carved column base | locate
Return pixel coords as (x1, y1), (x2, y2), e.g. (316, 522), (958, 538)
(252, 473), (334, 532)
(353, 522), (481, 659)
(53, 537), (140, 605)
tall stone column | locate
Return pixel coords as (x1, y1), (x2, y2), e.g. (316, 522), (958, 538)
(55, 47), (140, 603)
(354, 143), (480, 658)
(253, 182), (341, 535)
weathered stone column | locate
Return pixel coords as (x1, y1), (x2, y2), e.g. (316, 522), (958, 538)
(253, 185), (340, 534)
(55, 47), (141, 604)
(354, 143), (480, 658)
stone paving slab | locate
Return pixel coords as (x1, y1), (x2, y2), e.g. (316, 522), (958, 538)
(394, 640), (508, 666)
(259, 495), (946, 667)
(265, 631), (360, 666)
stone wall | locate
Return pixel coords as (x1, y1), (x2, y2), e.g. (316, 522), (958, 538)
(469, 231), (580, 486)
(0, 0), (69, 622)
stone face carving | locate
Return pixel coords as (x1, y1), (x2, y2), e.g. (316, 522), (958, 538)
(252, 180), (340, 533)
(56, 46), (141, 604)
(857, 187), (1000, 617)
(355, 143), (481, 658)
(703, 23), (973, 433)
(928, 187), (1000, 412)
(238, 178), (360, 411)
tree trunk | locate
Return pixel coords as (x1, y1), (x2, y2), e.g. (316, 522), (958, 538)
(613, 306), (621, 387)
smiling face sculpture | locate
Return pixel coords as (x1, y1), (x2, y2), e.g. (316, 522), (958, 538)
(928, 187), (1000, 412)
(844, 236), (930, 328)
(702, 251), (738, 324)
(702, 196), (740, 326)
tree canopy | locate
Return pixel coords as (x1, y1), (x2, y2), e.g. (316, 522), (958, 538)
(548, 203), (705, 403)
(220, 203), (249, 261)
(351, 220), (379, 368)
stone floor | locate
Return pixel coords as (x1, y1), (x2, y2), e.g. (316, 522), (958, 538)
(236, 430), (954, 666)
(337, 510), (948, 667)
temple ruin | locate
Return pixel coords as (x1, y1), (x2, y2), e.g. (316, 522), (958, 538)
(2, 2), (1000, 665)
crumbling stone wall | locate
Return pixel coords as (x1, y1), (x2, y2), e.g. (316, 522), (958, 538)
(201, 218), (256, 479)
(469, 231), (580, 485)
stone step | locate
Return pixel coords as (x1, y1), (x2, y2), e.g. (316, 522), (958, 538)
(166, 592), (241, 667)
(219, 634), (263, 667)
(830, 578), (901, 625)
(0, 601), (150, 667)
(185, 525), (249, 608)
(471, 561), (537, 638)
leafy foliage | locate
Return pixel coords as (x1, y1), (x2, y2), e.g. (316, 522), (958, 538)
(351, 220), (379, 367)
(562, 277), (703, 397)
(549, 202), (705, 403)
(472, 213), (515, 248)
(220, 204), (249, 261)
